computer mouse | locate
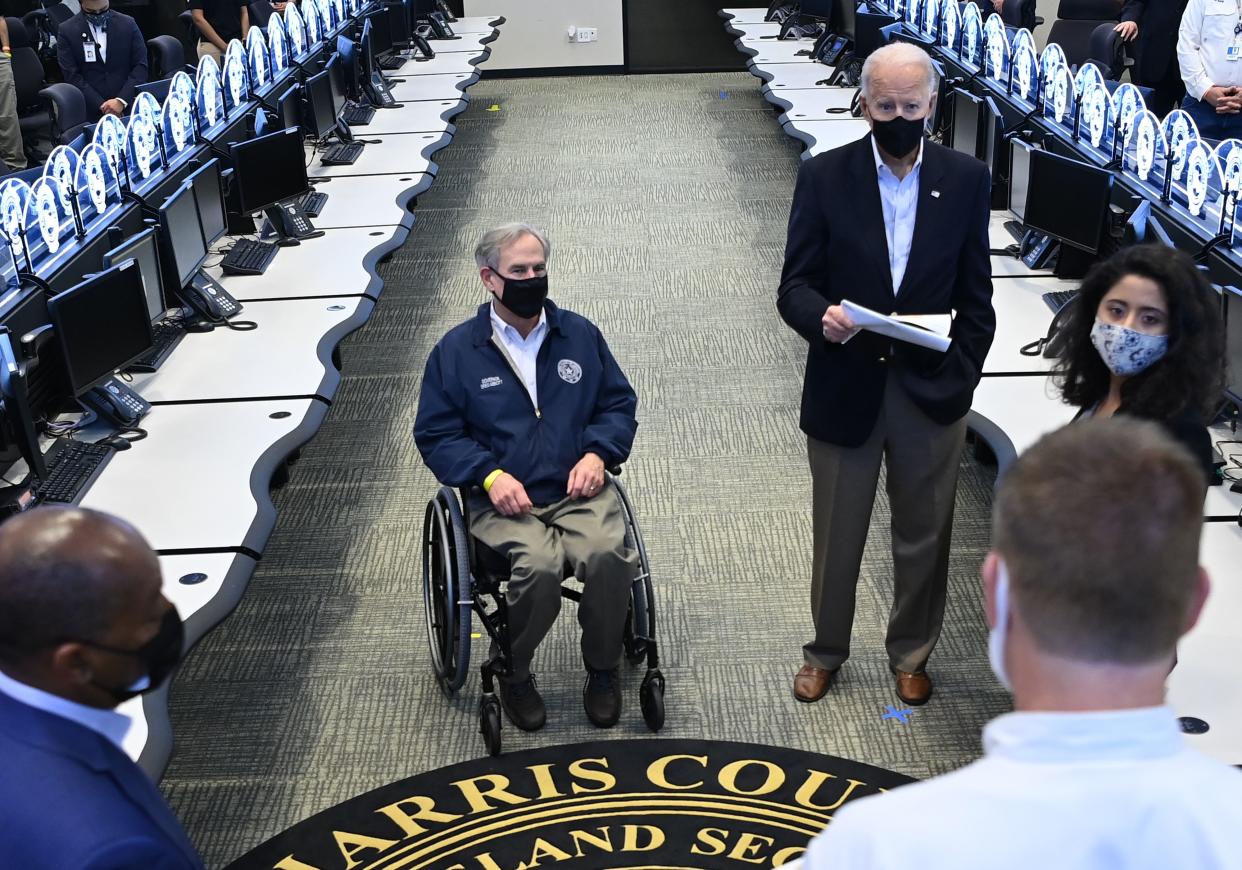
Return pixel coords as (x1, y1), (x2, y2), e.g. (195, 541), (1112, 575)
(101, 436), (132, 451)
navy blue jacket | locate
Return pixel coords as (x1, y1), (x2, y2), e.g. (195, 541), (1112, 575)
(0, 690), (204, 869)
(57, 12), (149, 121)
(415, 300), (638, 506)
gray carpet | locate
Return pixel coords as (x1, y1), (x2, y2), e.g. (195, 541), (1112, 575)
(159, 73), (1011, 868)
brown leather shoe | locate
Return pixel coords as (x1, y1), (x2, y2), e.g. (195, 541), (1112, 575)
(894, 669), (933, 706)
(793, 665), (837, 703)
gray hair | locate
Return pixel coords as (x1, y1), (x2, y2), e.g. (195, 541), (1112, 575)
(860, 42), (938, 101)
(473, 223), (552, 271)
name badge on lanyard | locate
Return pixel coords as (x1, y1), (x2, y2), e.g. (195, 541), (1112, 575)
(1232, 17), (1242, 60)
(83, 34), (96, 63)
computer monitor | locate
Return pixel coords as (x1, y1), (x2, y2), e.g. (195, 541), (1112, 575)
(1024, 149), (1113, 253)
(1121, 199), (1174, 247)
(337, 34), (362, 102)
(834, 0), (857, 40)
(1225, 285), (1242, 405)
(327, 50), (349, 109)
(799, 0), (834, 19)
(384, 0), (413, 47)
(46, 261), (153, 397)
(853, 11), (897, 59)
(950, 88), (982, 158)
(1009, 138), (1036, 221)
(305, 64), (339, 137)
(158, 184), (208, 289)
(369, 6), (395, 54)
(981, 94), (1005, 182)
(230, 128), (310, 215)
(359, 18), (378, 89)
(186, 159), (228, 247)
(273, 81), (303, 130)
(102, 228), (166, 323)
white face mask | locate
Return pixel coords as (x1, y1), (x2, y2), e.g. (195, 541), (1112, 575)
(1089, 319), (1169, 378)
(988, 559), (1013, 692)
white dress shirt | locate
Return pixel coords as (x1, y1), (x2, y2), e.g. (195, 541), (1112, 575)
(802, 706), (1242, 870)
(86, 19), (107, 63)
(490, 302), (548, 409)
(0, 667), (132, 749)
(871, 137), (923, 294)
(1178, 0), (1242, 101)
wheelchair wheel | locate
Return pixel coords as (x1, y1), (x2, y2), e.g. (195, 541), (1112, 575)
(613, 475), (655, 666)
(479, 694), (502, 756)
(422, 486), (473, 696)
(641, 669), (666, 732)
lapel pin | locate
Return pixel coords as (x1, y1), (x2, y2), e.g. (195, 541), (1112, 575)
(931, 190), (941, 198)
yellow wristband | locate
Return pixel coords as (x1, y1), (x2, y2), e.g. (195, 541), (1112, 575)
(482, 469), (504, 492)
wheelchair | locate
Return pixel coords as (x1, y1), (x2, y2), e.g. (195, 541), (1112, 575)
(421, 469), (665, 755)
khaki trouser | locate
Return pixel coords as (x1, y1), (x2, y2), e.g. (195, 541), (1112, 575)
(470, 482), (637, 683)
(0, 55), (26, 171)
(197, 40), (224, 62)
(804, 369), (967, 674)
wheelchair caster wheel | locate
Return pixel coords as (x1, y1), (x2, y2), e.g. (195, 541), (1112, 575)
(480, 695), (502, 756)
(640, 669), (665, 732)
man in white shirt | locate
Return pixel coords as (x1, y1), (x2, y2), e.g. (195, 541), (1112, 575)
(1177, 0), (1242, 138)
(799, 418), (1242, 870)
(0, 506), (203, 868)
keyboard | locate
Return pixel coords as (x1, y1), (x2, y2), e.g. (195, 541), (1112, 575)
(220, 238), (279, 276)
(126, 320), (185, 374)
(35, 439), (115, 505)
(1004, 219), (1025, 242)
(300, 190), (329, 218)
(378, 53), (407, 70)
(1042, 290), (1079, 314)
(342, 102), (375, 126)
(321, 141), (365, 166)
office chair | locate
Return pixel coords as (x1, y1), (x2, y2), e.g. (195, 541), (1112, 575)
(178, 9), (199, 62)
(1000, 0), (1043, 31)
(146, 35), (187, 81)
(1086, 22), (1126, 79)
(1046, 0), (1124, 68)
(248, 0), (275, 29)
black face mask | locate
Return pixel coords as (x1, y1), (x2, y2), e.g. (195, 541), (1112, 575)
(496, 273), (548, 319)
(871, 115), (926, 160)
(81, 606), (185, 704)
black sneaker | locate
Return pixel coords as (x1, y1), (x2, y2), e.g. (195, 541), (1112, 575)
(498, 675), (546, 731)
(583, 668), (622, 727)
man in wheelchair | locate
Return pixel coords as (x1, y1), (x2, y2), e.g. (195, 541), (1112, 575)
(414, 223), (639, 732)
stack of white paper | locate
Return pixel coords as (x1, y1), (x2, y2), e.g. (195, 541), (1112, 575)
(841, 300), (953, 353)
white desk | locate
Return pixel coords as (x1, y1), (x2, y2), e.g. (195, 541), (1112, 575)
(454, 15), (506, 33)
(738, 38), (820, 64)
(781, 117), (869, 157)
(386, 53), (485, 79)
(724, 20), (785, 38)
(419, 32), (497, 53)
(984, 275), (1072, 375)
(126, 551), (258, 776)
(207, 226), (410, 300)
(766, 86), (856, 117)
(128, 298), (373, 404)
(1166, 522), (1242, 764)
(757, 62), (838, 91)
(349, 98), (464, 135)
(307, 173), (429, 229)
(721, 7), (778, 24)
(79, 399), (327, 554)
(386, 71), (481, 101)
(307, 130), (450, 179)
(967, 375), (1078, 470)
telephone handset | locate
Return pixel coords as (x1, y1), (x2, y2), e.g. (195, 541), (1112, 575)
(426, 11), (456, 38)
(1019, 229), (1058, 270)
(82, 376), (150, 427)
(180, 272), (243, 323)
(412, 32), (436, 59)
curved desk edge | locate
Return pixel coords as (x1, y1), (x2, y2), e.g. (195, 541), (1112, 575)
(240, 399), (332, 556)
(136, 553), (259, 779)
(313, 296), (377, 401)
(966, 408), (1018, 477)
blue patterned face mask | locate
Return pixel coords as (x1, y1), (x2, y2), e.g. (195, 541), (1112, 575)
(1089, 319), (1169, 377)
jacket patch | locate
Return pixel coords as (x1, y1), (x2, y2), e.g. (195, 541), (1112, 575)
(481, 376), (503, 390)
(557, 359), (583, 384)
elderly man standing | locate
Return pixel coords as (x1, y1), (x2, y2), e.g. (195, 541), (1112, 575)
(778, 42), (994, 706)
(414, 223), (639, 732)
(0, 507), (203, 868)
(800, 419), (1242, 869)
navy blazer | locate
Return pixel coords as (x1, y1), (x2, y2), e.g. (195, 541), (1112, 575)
(777, 134), (995, 447)
(0, 691), (203, 869)
(1120, 0), (1187, 85)
(56, 12), (148, 119)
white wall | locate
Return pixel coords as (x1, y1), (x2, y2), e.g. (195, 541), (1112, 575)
(465, 0), (625, 71)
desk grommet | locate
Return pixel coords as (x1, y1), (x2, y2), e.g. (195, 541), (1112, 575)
(270, 411), (292, 420)
(327, 304), (346, 311)
(179, 572), (208, 586)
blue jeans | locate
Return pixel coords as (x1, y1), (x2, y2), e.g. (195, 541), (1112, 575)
(1180, 95), (1242, 141)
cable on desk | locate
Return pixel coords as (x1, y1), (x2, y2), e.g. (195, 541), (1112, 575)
(222, 318), (259, 331)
